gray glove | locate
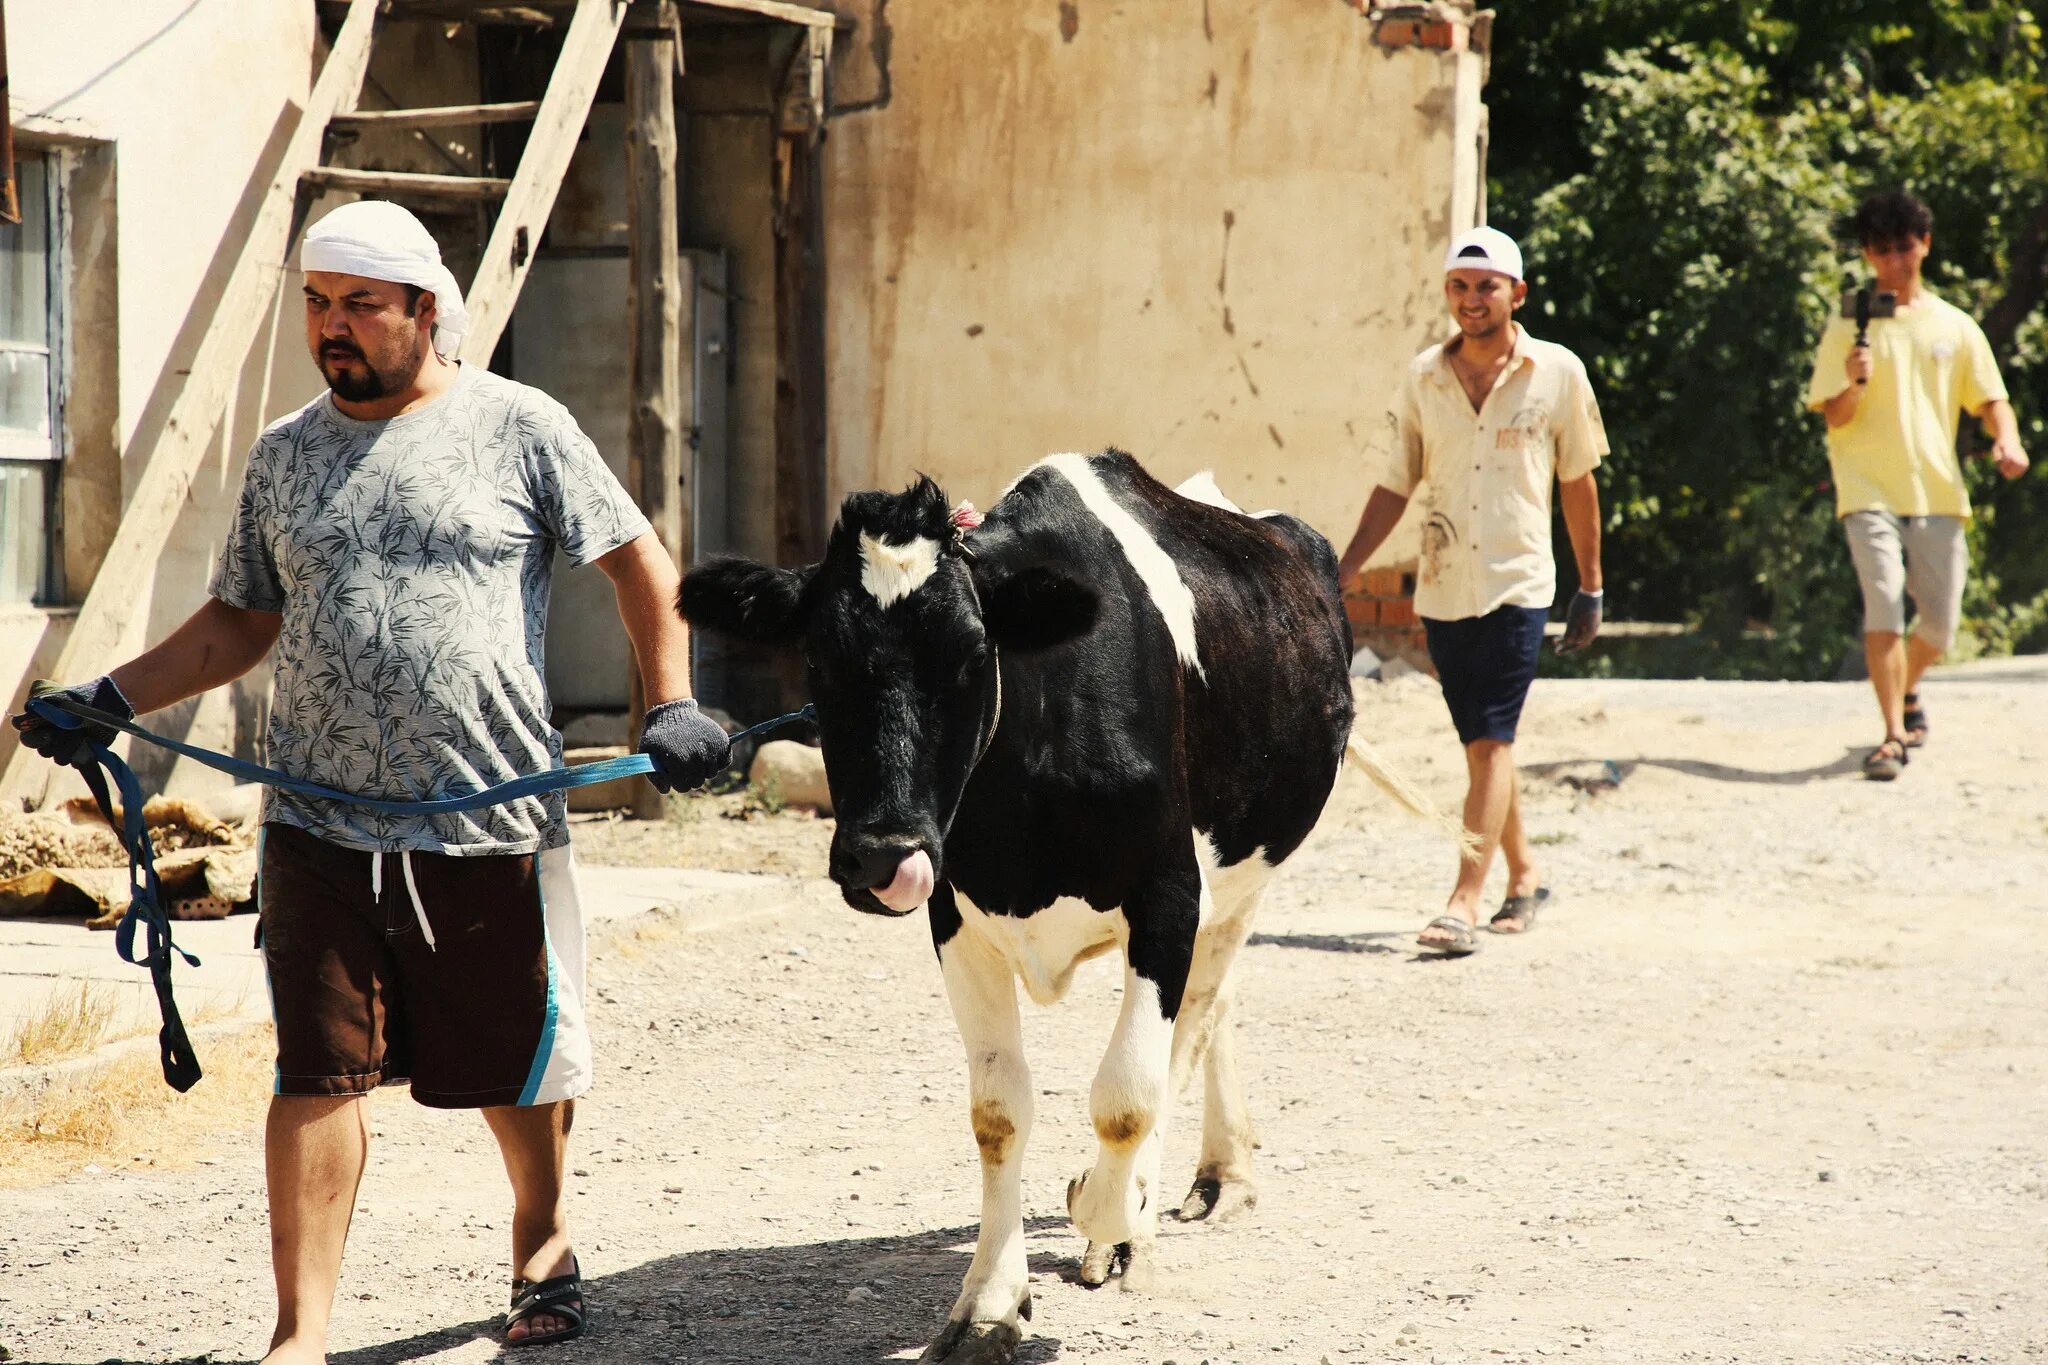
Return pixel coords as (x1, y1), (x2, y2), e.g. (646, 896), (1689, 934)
(638, 698), (732, 793)
(9, 676), (133, 765)
(1553, 590), (1603, 655)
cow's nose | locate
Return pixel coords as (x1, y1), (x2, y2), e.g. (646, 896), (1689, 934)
(838, 838), (920, 889)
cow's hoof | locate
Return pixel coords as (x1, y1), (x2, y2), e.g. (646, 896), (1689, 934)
(1076, 1239), (1119, 1287)
(1177, 1174), (1257, 1223)
(917, 1318), (1022, 1365)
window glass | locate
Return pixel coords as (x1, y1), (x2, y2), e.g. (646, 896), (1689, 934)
(0, 461), (51, 605)
(0, 152), (60, 603)
(0, 154), (54, 443)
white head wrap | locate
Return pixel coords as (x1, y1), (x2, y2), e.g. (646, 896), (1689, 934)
(300, 200), (470, 357)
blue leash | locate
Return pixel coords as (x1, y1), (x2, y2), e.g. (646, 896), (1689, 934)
(28, 696), (816, 1091)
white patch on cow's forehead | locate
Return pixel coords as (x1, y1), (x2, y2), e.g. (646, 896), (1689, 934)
(859, 533), (942, 607)
(1038, 453), (1205, 679)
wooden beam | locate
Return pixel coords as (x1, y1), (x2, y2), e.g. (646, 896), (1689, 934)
(301, 167), (513, 200)
(352, 0), (843, 26)
(0, 0), (18, 227)
(624, 0), (685, 819)
(329, 101), (543, 131)
(455, 0), (627, 365)
(771, 25), (830, 578)
(0, 0), (379, 806)
(679, 0), (842, 28)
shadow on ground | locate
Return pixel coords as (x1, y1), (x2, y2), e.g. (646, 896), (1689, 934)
(1522, 746), (1868, 788)
(1248, 930), (1408, 957)
(14, 1221), (1076, 1365)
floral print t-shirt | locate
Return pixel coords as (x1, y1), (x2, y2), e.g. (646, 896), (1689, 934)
(211, 363), (650, 855)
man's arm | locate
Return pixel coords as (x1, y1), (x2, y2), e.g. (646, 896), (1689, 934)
(1976, 398), (2031, 479)
(595, 531), (692, 706)
(1335, 486), (1412, 588)
(110, 599), (281, 715)
(1557, 473), (1603, 593)
(1821, 344), (1874, 428)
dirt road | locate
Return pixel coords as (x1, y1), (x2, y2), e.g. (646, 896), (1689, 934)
(3, 667), (2045, 1364)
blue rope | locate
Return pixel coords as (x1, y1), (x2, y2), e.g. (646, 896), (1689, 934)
(28, 696), (816, 1091)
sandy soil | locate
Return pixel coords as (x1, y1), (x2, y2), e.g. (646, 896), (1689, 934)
(2, 667), (2044, 1365)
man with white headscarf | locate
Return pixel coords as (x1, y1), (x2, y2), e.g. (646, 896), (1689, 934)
(12, 200), (731, 1357)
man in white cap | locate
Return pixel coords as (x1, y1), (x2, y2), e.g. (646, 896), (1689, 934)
(11, 200), (732, 1355)
(1336, 224), (1609, 956)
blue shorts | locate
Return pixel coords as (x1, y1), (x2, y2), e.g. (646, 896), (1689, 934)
(1422, 605), (1549, 746)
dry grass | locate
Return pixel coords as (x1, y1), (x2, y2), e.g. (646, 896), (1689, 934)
(0, 1023), (275, 1188)
(5, 981), (119, 1066)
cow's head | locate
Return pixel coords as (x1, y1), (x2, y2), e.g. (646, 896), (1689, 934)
(679, 476), (1098, 916)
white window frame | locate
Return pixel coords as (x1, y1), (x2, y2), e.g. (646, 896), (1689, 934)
(0, 146), (67, 464)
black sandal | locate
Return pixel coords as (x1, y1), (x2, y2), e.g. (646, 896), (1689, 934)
(1902, 693), (1929, 748)
(1863, 738), (1908, 782)
(1489, 887), (1551, 934)
(507, 1256), (587, 1347)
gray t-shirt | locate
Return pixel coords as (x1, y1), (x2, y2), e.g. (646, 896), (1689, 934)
(211, 363), (650, 855)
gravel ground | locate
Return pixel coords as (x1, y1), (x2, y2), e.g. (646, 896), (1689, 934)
(2, 667), (2044, 1365)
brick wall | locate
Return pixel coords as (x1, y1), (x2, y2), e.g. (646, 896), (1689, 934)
(1343, 564), (1432, 673)
(1362, 3), (1493, 55)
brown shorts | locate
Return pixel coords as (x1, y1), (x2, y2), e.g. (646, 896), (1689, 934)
(258, 822), (591, 1108)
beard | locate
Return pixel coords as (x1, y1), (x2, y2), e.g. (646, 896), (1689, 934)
(319, 338), (425, 402)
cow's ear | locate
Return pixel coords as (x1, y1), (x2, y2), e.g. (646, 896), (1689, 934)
(980, 566), (1099, 654)
(678, 557), (810, 645)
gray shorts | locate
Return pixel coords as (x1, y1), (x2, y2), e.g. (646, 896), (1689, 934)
(1842, 511), (1967, 650)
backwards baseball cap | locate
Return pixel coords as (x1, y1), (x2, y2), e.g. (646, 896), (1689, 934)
(1443, 225), (1524, 281)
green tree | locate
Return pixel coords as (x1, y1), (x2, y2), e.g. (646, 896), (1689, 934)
(1490, 3), (2048, 674)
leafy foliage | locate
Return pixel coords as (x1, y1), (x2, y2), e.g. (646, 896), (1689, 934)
(1490, 3), (2048, 676)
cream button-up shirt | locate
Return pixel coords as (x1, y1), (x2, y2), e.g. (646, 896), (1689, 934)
(1377, 324), (1608, 622)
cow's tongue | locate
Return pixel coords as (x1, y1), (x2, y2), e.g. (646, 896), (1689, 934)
(875, 848), (935, 911)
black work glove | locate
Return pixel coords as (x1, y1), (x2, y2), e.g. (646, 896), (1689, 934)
(1553, 590), (1603, 655)
(638, 698), (732, 793)
(9, 675), (134, 765)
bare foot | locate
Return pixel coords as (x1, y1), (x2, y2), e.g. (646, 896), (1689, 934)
(261, 1334), (327, 1365)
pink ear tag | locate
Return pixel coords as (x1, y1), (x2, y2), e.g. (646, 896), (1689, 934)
(950, 502), (984, 531)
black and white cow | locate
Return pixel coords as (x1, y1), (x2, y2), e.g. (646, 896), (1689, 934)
(680, 450), (1356, 1365)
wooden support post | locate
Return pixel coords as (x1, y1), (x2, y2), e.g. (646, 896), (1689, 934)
(456, 0), (628, 365)
(624, 0), (685, 819)
(0, 0), (18, 227)
(772, 25), (830, 573)
(0, 0), (379, 806)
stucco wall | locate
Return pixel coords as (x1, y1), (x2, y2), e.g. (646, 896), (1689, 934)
(4, 1), (327, 790)
(822, 0), (1484, 561)
(1, 7), (480, 791)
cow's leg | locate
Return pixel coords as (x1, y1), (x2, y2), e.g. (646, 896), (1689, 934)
(1173, 890), (1263, 1223)
(921, 899), (1034, 1365)
(1067, 853), (1199, 1290)
(1179, 975), (1259, 1222)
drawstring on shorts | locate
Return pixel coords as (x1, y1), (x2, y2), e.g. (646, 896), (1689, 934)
(371, 850), (436, 950)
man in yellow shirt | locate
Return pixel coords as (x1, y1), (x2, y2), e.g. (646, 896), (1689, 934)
(1338, 226), (1608, 956)
(1807, 189), (2030, 780)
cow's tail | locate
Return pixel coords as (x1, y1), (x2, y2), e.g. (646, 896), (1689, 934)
(1345, 732), (1481, 855)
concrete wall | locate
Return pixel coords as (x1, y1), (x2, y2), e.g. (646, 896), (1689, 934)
(820, 0), (1488, 560)
(0, 7), (481, 791)
(4, 0), (327, 791)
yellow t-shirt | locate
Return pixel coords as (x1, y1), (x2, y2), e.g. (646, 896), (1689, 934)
(1805, 292), (2007, 519)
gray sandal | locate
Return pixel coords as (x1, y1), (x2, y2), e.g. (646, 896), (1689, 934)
(1417, 915), (1479, 956)
(1490, 887), (1551, 934)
